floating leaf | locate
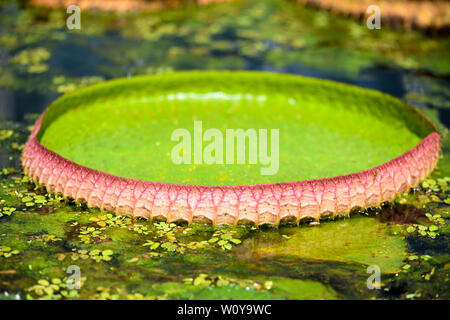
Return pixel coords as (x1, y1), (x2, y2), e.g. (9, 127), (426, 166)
(247, 217), (407, 273)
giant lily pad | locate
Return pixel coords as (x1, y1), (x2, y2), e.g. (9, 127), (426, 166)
(22, 71), (440, 225)
(239, 216), (406, 274)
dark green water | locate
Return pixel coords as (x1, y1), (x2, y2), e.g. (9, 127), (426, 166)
(0, 0), (449, 300)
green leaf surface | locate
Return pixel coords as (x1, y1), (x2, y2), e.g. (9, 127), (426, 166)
(249, 216), (407, 273)
(39, 71), (435, 185)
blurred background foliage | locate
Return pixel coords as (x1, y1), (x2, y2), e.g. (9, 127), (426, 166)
(0, 0), (449, 121)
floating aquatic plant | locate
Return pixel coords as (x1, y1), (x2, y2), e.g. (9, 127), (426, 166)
(70, 249), (114, 262)
(22, 71), (440, 225)
(78, 226), (108, 244)
(26, 277), (83, 300)
(405, 213), (444, 239)
(92, 286), (163, 300)
(183, 273), (271, 291)
(0, 130), (13, 141)
(27, 234), (61, 243)
(0, 246), (20, 258)
(0, 207), (16, 218)
(208, 229), (241, 251)
(10, 48), (50, 74)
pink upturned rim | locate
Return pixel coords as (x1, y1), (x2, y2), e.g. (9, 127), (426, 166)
(22, 110), (441, 225)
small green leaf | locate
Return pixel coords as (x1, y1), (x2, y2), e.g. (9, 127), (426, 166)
(102, 250), (113, 256)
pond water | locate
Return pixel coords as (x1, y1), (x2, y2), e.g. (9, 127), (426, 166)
(0, 0), (449, 300)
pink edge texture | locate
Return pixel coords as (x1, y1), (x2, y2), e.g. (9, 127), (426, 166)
(22, 115), (441, 225)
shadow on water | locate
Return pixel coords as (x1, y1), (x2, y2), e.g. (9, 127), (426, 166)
(376, 203), (426, 225)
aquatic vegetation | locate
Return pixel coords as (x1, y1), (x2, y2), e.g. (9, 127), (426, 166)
(0, 182), (63, 219)
(208, 229), (241, 250)
(1, 0), (449, 98)
(26, 277), (82, 300)
(405, 213), (444, 239)
(143, 239), (183, 256)
(0, 0), (449, 301)
(246, 216), (407, 273)
(406, 224), (440, 239)
(77, 226), (108, 244)
(51, 76), (104, 94)
(140, 225), (242, 257)
(10, 48), (50, 74)
(27, 234), (61, 243)
(23, 72), (439, 225)
(0, 130), (13, 141)
(36, 73), (434, 184)
(0, 246), (20, 258)
(0, 207), (16, 218)
(0, 171), (448, 299)
(70, 249), (114, 262)
(422, 178), (450, 192)
(183, 273), (270, 291)
(92, 286), (162, 300)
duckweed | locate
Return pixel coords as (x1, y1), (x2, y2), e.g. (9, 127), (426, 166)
(184, 273), (270, 292)
(92, 287), (162, 300)
(405, 213), (444, 239)
(0, 130), (13, 141)
(10, 48), (50, 74)
(26, 277), (83, 300)
(0, 246), (20, 258)
(208, 229), (242, 251)
(28, 234), (62, 243)
(70, 249), (114, 262)
(140, 225), (242, 257)
(0, 207), (16, 218)
(78, 226), (108, 244)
